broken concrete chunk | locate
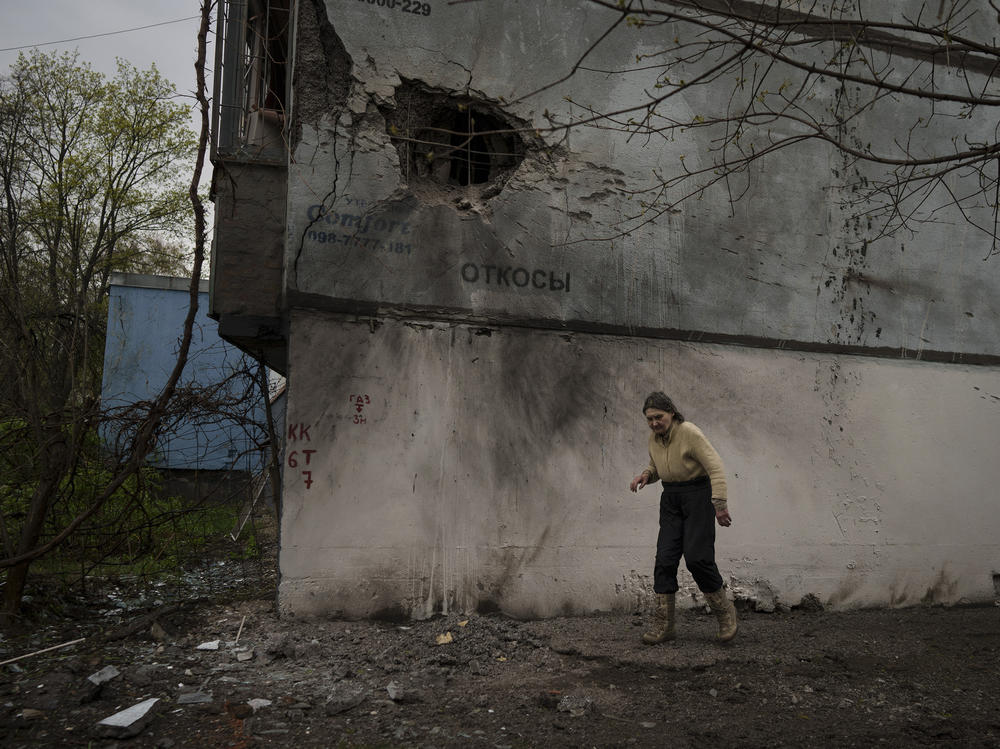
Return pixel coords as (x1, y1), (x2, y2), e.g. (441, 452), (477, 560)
(325, 685), (366, 716)
(246, 698), (272, 712)
(196, 640), (220, 651)
(150, 621), (170, 642)
(235, 649), (254, 662)
(556, 695), (594, 717)
(95, 697), (159, 739)
(386, 681), (404, 701)
(87, 665), (121, 686)
(177, 691), (213, 705)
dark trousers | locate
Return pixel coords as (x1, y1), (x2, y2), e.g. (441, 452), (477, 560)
(653, 476), (724, 594)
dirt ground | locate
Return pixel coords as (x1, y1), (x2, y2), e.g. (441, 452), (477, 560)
(2, 568), (1000, 749)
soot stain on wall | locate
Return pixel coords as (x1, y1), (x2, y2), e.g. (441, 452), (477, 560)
(482, 330), (610, 493)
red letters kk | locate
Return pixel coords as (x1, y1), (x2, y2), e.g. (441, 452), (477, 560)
(287, 423), (311, 441)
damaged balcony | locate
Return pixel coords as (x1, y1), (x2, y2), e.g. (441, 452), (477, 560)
(209, 0), (290, 374)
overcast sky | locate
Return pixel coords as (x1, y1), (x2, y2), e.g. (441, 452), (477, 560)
(1, 0), (209, 109)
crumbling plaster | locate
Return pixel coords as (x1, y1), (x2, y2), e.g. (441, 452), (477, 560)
(283, 0), (998, 358)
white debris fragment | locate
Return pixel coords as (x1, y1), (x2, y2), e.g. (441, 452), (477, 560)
(196, 640), (220, 651)
(87, 665), (121, 686)
(95, 697), (159, 738)
(247, 698), (272, 712)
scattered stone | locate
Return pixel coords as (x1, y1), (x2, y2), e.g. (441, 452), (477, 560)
(263, 634), (290, 657)
(78, 681), (104, 704)
(639, 721), (656, 729)
(386, 681), (405, 701)
(709, 688), (718, 698)
(236, 649), (254, 662)
(150, 621), (170, 642)
(21, 708), (46, 720)
(469, 660), (482, 675)
(196, 640), (220, 651)
(226, 701), (253, 720)
(556, 695), (593, 717)
(87, 665), (121, 686)
(247, 698), (272, 712)
(325, 685), (366, 716)
(795, 594), (825, 613)
(177, 691), (213, 705)
(95, 697), (159, 739)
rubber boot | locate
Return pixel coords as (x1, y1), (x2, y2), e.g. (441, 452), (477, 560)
(641, 593), (676, 644)
(704, 588), (738, 642)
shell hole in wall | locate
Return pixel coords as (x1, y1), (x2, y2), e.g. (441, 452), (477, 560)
(382, 83), (527, 203)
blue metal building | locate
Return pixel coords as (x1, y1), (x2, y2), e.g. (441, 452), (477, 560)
(100, 272), (266, 474)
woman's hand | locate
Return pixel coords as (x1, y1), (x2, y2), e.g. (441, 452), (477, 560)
(629, 472), (650, 492)
(716, 508), (732, 527)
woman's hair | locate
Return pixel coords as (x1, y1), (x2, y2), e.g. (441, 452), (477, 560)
(642, 392), (685, 423)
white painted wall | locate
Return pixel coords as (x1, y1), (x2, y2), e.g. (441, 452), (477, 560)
(277, 312), (1000, 617)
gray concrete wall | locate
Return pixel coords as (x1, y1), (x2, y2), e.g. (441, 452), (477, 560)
(277, 312), (1000, 617)
(270, 1), (1000, 617)
(211, 161), (286, 322)
(285, 0), (999, 360)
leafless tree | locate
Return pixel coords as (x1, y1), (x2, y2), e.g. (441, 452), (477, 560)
(504, 0), (1000, 254)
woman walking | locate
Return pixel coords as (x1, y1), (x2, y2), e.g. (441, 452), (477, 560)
(629, 392), (738, 643)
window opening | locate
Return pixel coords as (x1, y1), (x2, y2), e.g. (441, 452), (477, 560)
(213, 0), (290, 161)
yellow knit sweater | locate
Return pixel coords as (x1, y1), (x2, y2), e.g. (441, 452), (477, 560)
(644, 420), (728, 504)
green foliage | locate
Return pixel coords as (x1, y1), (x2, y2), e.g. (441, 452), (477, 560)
(1, 421), (260, 581)
(0, 49), (200, 616)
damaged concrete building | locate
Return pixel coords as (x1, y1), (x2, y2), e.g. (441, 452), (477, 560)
(209, 0), (1000, 618)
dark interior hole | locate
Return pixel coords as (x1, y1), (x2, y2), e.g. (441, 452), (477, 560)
(448, 112), (495, 186)
(384, 91), (525, 196)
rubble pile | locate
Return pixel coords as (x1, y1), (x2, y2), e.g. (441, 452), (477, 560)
(1, 573), (999, 747)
